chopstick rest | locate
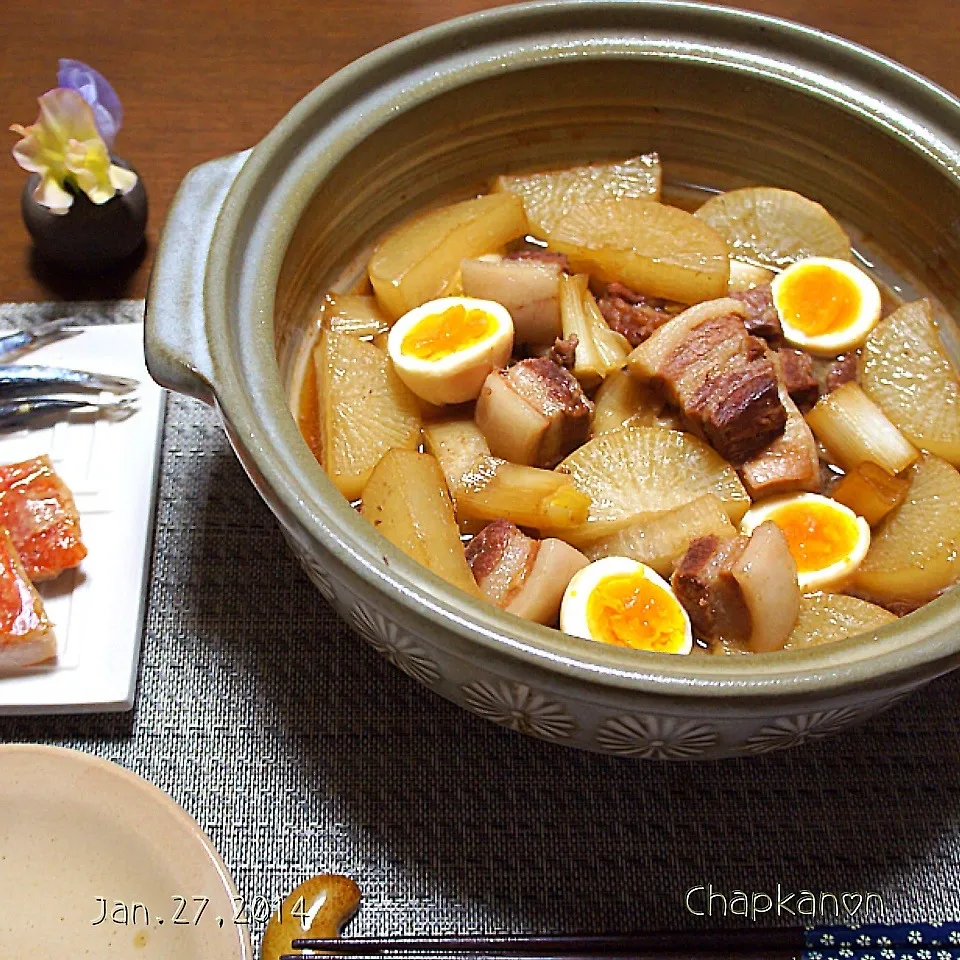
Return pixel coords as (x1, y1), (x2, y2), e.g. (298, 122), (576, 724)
(261, 874), (361, 960)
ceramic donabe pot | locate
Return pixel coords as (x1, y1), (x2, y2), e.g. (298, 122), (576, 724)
(146, 1), (960, 759)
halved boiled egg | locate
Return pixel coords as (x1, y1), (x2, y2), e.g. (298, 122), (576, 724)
(559, 556), (692, 655)
(740, 492), (870, 591)
(771, 256), (881, 355)
(387, 296), (513, 405)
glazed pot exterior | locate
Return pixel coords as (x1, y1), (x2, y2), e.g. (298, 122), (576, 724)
(146, 1), (960, 759)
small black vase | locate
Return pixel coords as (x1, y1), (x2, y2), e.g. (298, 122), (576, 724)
(21, 156), (147, 271)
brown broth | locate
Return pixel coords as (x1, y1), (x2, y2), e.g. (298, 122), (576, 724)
(297, 357), (322, 463)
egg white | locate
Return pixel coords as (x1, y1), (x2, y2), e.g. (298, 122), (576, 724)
(387, 296), (514, 405)
(740, 492), (870, 591)
(771, 257), (881, 355)
(560, 556), (692, 655)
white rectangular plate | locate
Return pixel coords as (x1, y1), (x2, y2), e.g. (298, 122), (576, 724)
(0, 323), (164, 714)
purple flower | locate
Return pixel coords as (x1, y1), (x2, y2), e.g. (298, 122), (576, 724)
(57, 59), (123, 149)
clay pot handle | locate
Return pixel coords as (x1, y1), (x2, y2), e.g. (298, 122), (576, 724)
(145, 149), (251, 403)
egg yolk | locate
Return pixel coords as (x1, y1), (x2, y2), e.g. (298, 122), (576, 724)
(401, 305), (497, 361)
(585, 573), (687, 652)
(777, 264), (861, 336)
(769, 501), (860, 573)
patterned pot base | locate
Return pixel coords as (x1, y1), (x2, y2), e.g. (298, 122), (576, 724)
(285, 536), (913, 760)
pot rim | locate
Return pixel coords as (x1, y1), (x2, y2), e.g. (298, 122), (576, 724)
(201, 0), (960, 699)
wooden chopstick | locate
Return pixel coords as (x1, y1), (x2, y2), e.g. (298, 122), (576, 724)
(285, 927), (805, 957)
(281, 953), (799, 960)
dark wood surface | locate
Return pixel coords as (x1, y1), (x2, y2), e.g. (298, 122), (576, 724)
(0, 0), (957, 303)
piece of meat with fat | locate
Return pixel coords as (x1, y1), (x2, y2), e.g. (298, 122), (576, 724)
(628, 298), (788, 463)
(778, 348), (819, 412)
(672, 534), (751, 641)
(461, 255), (563, 346)
(466, 519), (538, 607)
(730, 282), (783, 344)
(671, 522), (800, 653)
(738, 348), (821, 498)
(504, 248), (571, 271)
(690, 351), (785, 464)
(465, 519), (587, 625)
(596, 281), (680, 347)
(546, 335), (578, 370)
(0, 455), (87, 580)
(739, 382), (821, 498)
(0, 529), (55, 668)
(825, 351), (860, 392)
(474, 357), (593, 468)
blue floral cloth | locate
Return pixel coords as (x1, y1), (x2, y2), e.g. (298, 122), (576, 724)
(807, 924), (960, 960)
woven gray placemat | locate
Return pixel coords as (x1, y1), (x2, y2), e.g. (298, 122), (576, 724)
(1, 301), (959, 944)
(0, 298), (145, 329)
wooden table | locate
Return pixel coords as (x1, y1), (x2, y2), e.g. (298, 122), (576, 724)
(0, 0), (957, 303)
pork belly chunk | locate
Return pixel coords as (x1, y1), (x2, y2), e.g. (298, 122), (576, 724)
(546, 334), (578, 370)
(465, 519), (588, 625)
(627, 298), (787, 463)
(825, 351), (860, 393)
(596, 281), (680, 347)
(475, 357), (593, 468)
(504, 248), (571, 271)
(461, 255), (564, 346)
(671, 522), (800, 653)
(739, 368), (821, 499)
(466, 519), (538, 607)
(731, 282), (783, 344)
(778, 348), (819, 412)
(672, 533), (751, 641)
